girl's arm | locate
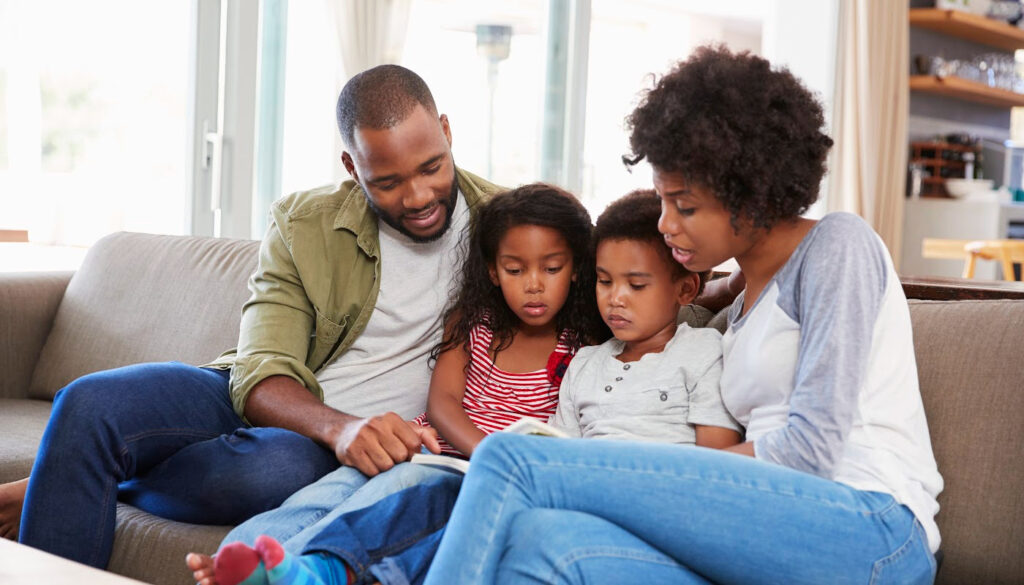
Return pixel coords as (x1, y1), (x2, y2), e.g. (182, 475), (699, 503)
(426, 340), (487, 457)
(695, 425), (742, 449)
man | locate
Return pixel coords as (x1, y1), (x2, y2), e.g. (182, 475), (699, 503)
(0, 64), (502, 569)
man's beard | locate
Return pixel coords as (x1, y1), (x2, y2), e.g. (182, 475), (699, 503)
(364, 168), (459, 243)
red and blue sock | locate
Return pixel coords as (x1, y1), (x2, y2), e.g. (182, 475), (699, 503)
(215, 535), (355, 585)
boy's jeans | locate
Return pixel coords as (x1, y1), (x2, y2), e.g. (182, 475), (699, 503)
(224, 461), (457, 554)
(288, 469), (462, 585)
(19, 362), (339, 568)
(424, 433), (938, 585)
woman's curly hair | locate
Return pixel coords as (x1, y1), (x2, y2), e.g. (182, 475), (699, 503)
(624, 45), (834, 230)
(431, 183), (609, 365)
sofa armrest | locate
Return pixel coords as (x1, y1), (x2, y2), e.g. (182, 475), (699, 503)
(0, 271), (73, 400)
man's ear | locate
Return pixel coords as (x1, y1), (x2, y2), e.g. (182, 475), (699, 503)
(439, 113), (452, 147)
(341, 151), (358, 180)
(676, 272), (700, 307)
(488, 263), (500, 286)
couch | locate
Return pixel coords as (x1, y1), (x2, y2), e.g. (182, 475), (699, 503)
(1, 232), (1023, 585)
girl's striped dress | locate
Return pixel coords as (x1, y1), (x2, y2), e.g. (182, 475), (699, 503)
(413, 321), (574, 456)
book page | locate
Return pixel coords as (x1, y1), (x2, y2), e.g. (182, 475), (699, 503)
(502, 417), (570, 438)
(409, 453), (469, 474)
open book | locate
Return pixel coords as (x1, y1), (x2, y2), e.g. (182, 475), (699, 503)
(410, 417), (569, 474)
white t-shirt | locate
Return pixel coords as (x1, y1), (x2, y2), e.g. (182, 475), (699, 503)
(720, 212), (944, 553)
(549, 323), (740, 443)
(315, 192), (470, 419)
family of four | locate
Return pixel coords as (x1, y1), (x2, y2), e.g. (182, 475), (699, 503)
(0, 46), (942, 585)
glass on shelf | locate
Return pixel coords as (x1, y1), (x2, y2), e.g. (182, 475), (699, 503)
(915, 51), (1024, 95)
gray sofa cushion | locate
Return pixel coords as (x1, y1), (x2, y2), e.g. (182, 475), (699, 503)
(109, 503), (231, 585)
(909, 299), (1024, 585)
(29, 232), (259, 400)
(0, 271), (72, 400)
(0, 399), (51, 483)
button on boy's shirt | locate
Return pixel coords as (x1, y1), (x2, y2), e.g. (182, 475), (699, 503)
(549, 323), (740, 443)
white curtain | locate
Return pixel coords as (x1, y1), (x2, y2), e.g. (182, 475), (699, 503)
(827, 0), (909, 267)
(327, 0), (413, 77)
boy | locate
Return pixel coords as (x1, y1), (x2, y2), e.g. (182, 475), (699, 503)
(548, 188), (740, 448)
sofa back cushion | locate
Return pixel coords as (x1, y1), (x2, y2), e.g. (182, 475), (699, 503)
(908, 299), (1024, 585)
(30, 232), (259, 400)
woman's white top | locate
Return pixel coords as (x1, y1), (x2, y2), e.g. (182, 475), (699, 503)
(720, 212), (944, 553)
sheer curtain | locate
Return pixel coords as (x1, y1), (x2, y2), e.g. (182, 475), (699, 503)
(327, 0), (412, 76)
(827, 0), (909, 267)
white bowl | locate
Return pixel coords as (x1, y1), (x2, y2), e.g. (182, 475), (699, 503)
(945, 178), (994, 198)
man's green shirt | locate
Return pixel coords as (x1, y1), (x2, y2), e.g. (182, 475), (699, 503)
(207, 167), (502, 420)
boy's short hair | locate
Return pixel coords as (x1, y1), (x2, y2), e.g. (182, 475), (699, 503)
(593, 189), (709, 296)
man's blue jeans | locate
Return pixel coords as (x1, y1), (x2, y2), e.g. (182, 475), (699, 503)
(424, 433), (938, 585)
(19, 362), (339, 568)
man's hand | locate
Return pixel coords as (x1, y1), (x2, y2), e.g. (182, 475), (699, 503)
(331, 413), (442, 476)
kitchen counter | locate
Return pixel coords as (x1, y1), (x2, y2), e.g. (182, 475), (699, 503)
(901, 197), (1024, 279)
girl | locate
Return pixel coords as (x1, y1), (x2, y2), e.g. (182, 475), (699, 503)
(412, 182), (607, 456)
(423, 46), (943, 585)
(204, 182), (607, 585)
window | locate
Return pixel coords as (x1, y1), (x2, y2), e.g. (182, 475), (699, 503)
(0, 0), (836, 272)
(579, 1), (766, 218)
(271, 0), (835, 226)
(275, 0), (549, 199)
(0, 0), (192, 248)
(401, 0), (548, 188)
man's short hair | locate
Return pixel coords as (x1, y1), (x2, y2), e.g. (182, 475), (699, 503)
(336, 64), (439, 148)
(594, 189), (708, 295)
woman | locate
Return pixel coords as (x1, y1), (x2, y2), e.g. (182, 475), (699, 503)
(422, 46), (942, 585)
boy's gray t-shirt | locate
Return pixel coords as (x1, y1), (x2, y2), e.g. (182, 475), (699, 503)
(549, 324), (740, 443)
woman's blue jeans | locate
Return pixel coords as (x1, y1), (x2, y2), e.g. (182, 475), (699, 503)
(423, 433), (938, 585)
(18, 362), (339, 568)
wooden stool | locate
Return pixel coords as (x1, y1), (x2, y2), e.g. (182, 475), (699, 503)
(962, 240), (1024, 281)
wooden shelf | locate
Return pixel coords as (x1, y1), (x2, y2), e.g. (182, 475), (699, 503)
(909, 75), (1024, 107)
(910, 141), (977, 152)
(910, 8), (1024, 50)
(915, 159), (965, 167)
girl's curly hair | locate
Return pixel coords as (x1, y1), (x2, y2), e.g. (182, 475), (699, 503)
(623, 45), (834, 230)
(431, 183), (609, 364)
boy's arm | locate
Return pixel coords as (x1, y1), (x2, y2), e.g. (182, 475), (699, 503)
(686, 343), (744, 449)
(426, 339), (487, 457)
(695, 425), (742, 449)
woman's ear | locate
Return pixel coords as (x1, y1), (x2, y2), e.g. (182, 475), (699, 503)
(488, 264), (500, 286)
(676, 272), (701, 306)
